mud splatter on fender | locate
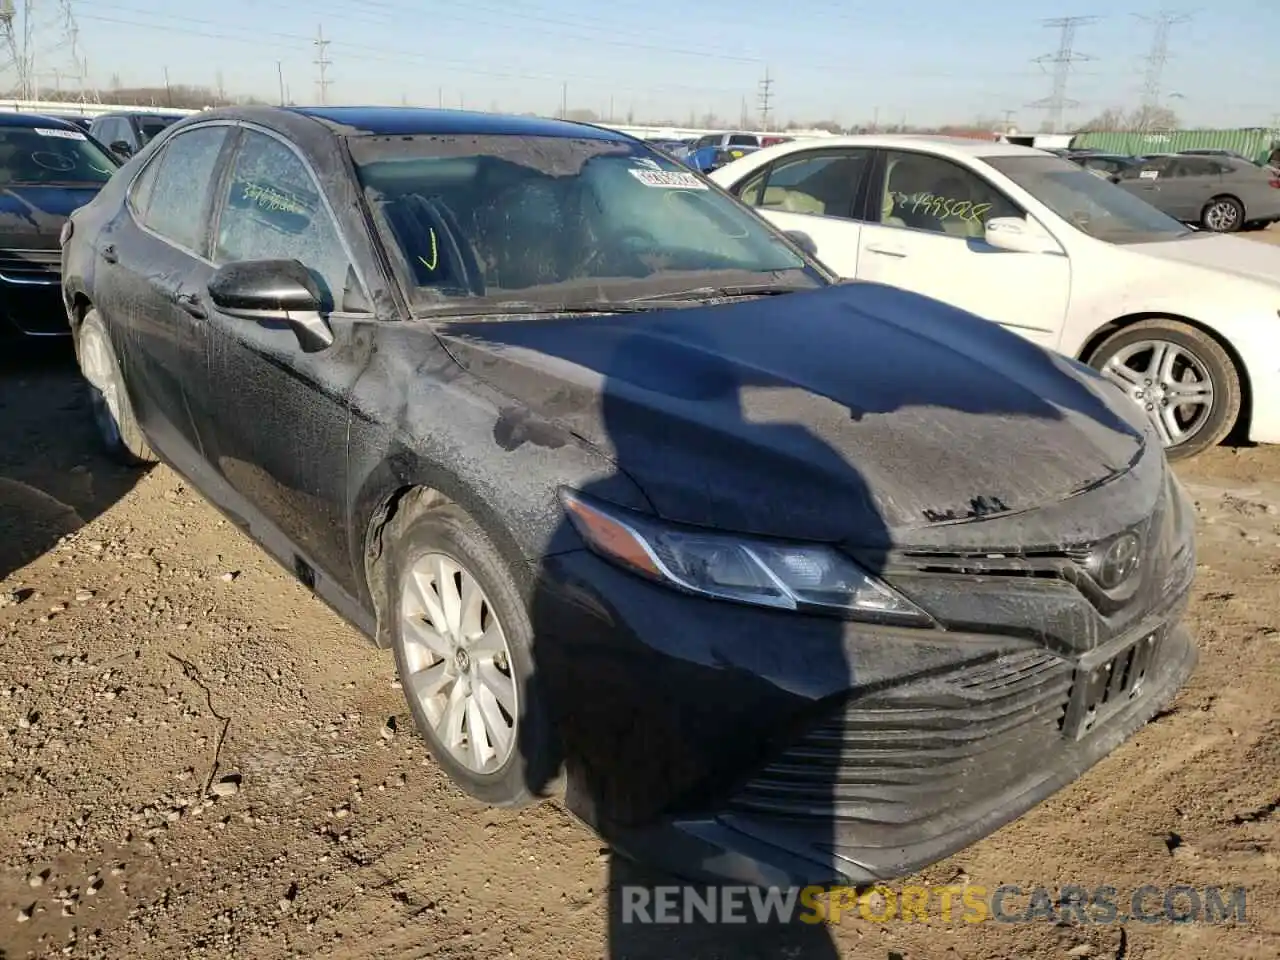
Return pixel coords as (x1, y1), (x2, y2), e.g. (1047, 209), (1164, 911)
(493, 404), (569, 452)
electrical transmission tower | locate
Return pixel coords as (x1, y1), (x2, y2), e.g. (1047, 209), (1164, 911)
(313, 24), (332, 105)
(0, 0), (35, 100)
(0, 0), (88, 101)
(1028, 15), (1099, 134)
(1136, 11), (1190, 116)
(757, 68), (773, 131)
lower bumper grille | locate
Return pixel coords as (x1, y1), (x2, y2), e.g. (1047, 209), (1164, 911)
(0, 249), (62, 286)
(727, 649), (1074, 826)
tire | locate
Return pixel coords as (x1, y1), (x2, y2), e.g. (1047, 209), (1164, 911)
(1200, 195), (1244, 233)
(74, 308), (157, 466)
(386, 497), (557, 807)
(1086, 319), (1241, 461)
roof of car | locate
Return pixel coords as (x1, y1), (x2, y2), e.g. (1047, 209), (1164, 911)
(0, 111), (84, 130)
(739, 133), (1049, 159)
(287, 106), (632, 142)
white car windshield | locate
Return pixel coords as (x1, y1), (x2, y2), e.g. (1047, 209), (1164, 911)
(985, 154), (1192, 244)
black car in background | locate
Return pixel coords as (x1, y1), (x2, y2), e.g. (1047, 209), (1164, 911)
(61, 106), (1196, 886)
(46, 115), (94, 132)
(0, 112), (118, 339)
(88, 111), (186, 162)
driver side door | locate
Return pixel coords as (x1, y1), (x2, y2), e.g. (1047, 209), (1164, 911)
(854, 149), (1071, 349)
(193, 127), (376, 593)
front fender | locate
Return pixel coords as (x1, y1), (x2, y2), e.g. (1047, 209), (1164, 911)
(344, 322), (651, 642)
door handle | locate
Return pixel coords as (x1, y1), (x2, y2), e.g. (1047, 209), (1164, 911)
(99, 244), (117, 264)
(866, 244), (907, 258)
(176, 292), (207, 319)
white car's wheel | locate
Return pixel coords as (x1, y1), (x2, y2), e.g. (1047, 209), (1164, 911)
(1088, 319), (1241, 460)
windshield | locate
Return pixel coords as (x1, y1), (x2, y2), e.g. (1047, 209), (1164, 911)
(349, 134), (822, 311)
(138, 116), (179, 144)
(0, 125), (117, 185)
(985, 154), (1191, 244)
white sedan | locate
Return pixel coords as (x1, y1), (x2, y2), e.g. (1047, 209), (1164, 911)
(710, 135), (1280, 460)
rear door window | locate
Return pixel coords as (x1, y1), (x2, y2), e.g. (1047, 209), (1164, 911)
(139, 125), (231, 252)
(742, 150), (871, 219)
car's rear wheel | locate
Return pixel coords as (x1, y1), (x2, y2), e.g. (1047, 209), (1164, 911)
(386, 497), (556, 807)
(75, 309), (156, 466)
(1087, 319), (1241, 461)
(1200, 196), (1244, 232)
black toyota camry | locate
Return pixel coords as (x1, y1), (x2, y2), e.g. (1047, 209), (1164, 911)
(0, 111), (118, 340)
(60, 106), (1197, 887)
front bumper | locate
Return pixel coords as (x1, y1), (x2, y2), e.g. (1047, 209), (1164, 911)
(530, 470), (1197, 886)
(608, 622), (1195, 887)
(0, 250), (70, 338)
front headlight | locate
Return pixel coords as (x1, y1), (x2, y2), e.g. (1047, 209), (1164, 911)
(559, 490), (930, 625)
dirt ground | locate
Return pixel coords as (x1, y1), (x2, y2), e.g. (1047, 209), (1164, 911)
(2, 304), (1279, 958)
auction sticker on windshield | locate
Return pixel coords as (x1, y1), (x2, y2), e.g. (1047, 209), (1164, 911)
(629, 169), (707, 189)
(34, 127), (86, 140)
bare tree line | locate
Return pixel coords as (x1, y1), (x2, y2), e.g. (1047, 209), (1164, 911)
(0, 84), (267, 110)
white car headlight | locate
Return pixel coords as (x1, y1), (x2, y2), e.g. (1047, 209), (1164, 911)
(560, 490), (930, 625)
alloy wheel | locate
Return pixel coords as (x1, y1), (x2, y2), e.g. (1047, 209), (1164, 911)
(398, 553), (518, 774)
(1203, 200), (1239, 232)
(78, 323), (124, 449)
(1100, 339), (1214, 448)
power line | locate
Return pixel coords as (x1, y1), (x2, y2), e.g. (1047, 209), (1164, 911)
(1028, 15), (1099, 134)
(73, 11), (748, 99)
(313, 23), (331, 105)
(757, 68), (773, 131)
(1136, 10), (1191, 115)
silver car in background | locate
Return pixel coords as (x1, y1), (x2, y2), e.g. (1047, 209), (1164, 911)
(1112, 153), (1280, 232)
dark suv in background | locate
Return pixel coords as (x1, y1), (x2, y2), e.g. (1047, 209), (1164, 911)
(88, 111), (187, 162)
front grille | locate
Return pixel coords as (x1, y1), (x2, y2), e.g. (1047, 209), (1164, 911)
(728, 650), (1073, 826)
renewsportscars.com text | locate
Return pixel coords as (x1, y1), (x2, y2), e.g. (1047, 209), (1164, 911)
(620, 884), (1248, 926)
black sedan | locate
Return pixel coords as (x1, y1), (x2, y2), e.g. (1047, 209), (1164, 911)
(0, 111), (118, 339)
(61, 106), (1197, 887)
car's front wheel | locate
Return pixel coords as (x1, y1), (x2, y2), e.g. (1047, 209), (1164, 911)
(1087, 319), (1241, 461)
(1200, 195), (1244, 232)
(75, 308), (156, 466)
(386, 496), (557, 807)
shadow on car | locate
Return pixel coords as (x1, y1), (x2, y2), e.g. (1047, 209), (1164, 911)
(495, 299), (1143, 958)
(0, 340), (149, 581)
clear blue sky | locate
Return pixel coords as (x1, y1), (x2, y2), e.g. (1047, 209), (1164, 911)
(34, 0), (1280, 128)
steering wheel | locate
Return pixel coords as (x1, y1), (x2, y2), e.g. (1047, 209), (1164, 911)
(575, 226), (660, 277)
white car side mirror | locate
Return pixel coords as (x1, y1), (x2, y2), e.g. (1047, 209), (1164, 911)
(984, 216), (1059, 255)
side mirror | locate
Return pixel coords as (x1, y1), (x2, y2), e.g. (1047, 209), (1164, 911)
(784, 229), (818, 256)
(108, 140), (133, 160)
(207, 259), (334, 353)
(983, 216), (1059, 255)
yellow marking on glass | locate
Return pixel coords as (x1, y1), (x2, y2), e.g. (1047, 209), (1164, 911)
(417, 228), (439, 271)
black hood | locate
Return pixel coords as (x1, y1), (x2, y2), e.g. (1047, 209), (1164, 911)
(437, 283), (1147, 546)
(0, 185), (102, 248)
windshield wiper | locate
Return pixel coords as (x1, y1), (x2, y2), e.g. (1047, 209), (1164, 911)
(424, 299), (676, 320)
(626, 282), (815, 303)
